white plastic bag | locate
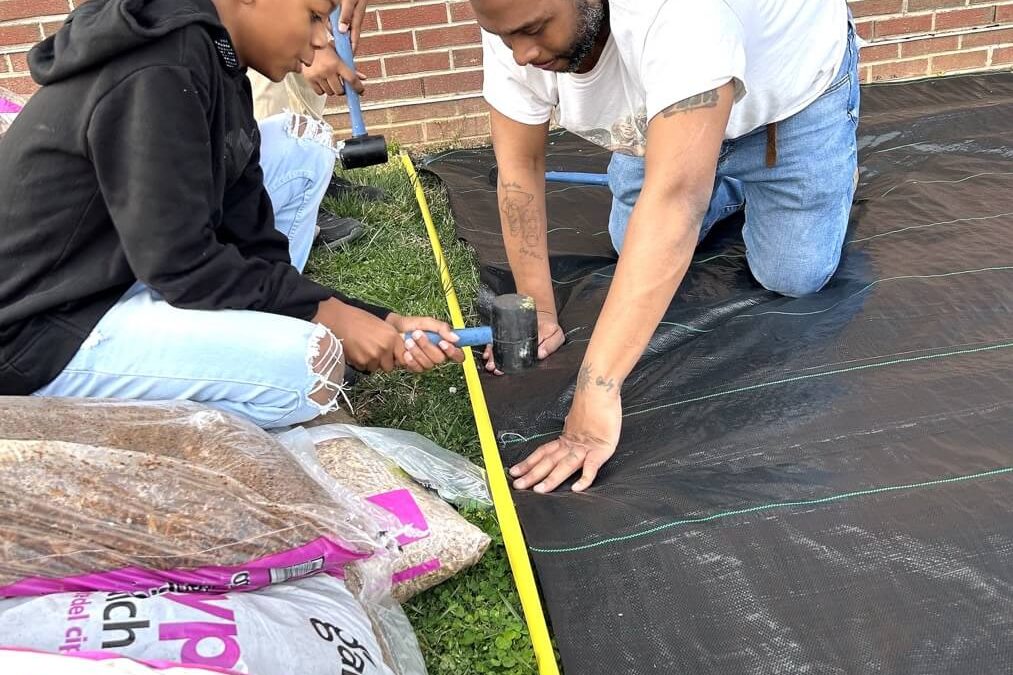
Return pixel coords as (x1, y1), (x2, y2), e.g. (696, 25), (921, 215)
(0, 575), (393, 675)
(304, 424), (492, 508)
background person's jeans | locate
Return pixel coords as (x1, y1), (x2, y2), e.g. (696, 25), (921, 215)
(34, 114), (340, 428)
(607, 24), (860, 297)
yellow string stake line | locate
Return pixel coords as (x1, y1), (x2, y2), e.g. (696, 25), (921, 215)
(400, 153), (560, 675)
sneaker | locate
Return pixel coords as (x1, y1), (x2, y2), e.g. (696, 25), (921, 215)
(316, 211), (365, 248)
(326, 175), (387, 203)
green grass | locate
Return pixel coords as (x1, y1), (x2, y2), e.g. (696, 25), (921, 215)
(306, 156), (538, 675)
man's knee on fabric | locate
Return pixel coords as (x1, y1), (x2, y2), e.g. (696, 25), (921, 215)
(749, 246), (842, 298)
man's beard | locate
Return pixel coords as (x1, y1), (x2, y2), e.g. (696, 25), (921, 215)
(561, 0), (607, 73)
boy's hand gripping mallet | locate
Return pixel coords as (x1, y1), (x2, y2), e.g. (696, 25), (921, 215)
(408, 294), (538, 374)
(329, 16), (388, 169)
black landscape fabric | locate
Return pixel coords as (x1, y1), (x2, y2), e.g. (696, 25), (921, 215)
(423, 73), (1013, 674)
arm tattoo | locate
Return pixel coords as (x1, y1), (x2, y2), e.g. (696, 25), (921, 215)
(499, 178), (544, 261)
(661, 88), (720, 118)
(576, 362), (617, 394)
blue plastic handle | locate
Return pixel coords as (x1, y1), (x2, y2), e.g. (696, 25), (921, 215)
(330, 13), (366, 138)
(406, 326), (493, 348)
(545, 171), (610, 186)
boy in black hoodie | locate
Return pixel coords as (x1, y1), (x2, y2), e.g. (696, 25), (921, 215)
(0, 0), (464, 427)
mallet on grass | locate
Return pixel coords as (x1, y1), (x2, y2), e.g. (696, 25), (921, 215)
(330, 17), (388, 170)
(407, 294), (538, 374)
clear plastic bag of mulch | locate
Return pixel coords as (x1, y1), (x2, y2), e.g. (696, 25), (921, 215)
(0, 87), (25, 137)
(302, 424), (492, 509)
(0, 397), (427, 675)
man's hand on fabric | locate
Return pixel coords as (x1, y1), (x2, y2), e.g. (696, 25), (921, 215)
(304, 45), (366, 97)
(483, 313), (565, 374)
(510, 370), (622, 493)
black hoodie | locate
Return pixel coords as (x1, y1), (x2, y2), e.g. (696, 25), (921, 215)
(0, 0), (388, 395)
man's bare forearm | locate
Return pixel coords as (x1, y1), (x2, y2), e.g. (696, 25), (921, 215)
(496, 169), (557, 317)
(578, 194), (702, 394)
(490, 110), (556, 319)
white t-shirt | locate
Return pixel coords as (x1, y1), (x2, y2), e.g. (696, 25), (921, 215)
(482, 0), (849, 156)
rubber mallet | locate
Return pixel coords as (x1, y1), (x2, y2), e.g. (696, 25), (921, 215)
(488, 166), (609, 187)
(329, 17), (388, 169)
(407, 294), (538, 374)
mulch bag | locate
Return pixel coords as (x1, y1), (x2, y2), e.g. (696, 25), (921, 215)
(0, 397), (427, 675)
(0, 648), (233, 675)
(0, 87), (24, 137)
(0, 398), (394, 597)
(283, 426), (491, 602)
(0, 575), (395, 675)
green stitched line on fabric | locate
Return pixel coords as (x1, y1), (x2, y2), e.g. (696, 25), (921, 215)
(502, 340), (1013, 446)
(530, 466), (1013, 554)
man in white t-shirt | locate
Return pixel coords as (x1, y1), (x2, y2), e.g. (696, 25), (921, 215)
(474, 0), (859, 493)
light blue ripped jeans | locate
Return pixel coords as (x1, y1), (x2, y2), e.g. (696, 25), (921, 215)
(608, 23), (860, 297)
(35, 114), (342, 429)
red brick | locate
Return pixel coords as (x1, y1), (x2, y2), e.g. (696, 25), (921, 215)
(0, 23), (40, 46)
(848, 0), (904, 19)
(415, 23), (480, 50)
(378, 122), (424, 145)
(384, 51), (450, 76)
(323, 108), (390, 131)
(449, 2), (476, 22)
(962, 26), (1013, 47)
(931, 48), (989, 71)
(934, 7), (997, 31)
(8, 50), (28, 72)
(854, 20), (875, 41)
(907, 0), (966, 10)
(900, 35), (959, 57)
(875, 14), (934, 38)
(868, 57), (930, 81)
(356, 31), (414, 56)
(0, 74), (37, 94)
(388, 100), (461, 123)
(992, 45), (1013, 63)
(423, 69), (483, 96)
(999, 5), (1013, 23)
(42, 20), (65, 36)
(358, 10), (378, 33)
(452, 46), (483, 68)
(362, 76), (425, 102)
(357, 57), (382, 79)
(424, 113), (489, 140)
(0, 0), (67, 22)
(860, 43), (900, 63)
(378, 4), (447, 32)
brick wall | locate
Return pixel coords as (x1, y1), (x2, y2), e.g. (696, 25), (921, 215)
(3, 1), (1013, 148)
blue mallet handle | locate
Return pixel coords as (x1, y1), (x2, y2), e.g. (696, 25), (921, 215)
(330, 15), (367, 138)
(545, 171), (610, 186)
(406, 326), (493, 348)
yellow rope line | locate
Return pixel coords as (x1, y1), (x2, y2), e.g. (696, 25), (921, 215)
(400, 153), (559, 675)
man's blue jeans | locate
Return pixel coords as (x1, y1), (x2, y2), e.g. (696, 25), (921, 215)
(34, 114), (342, 428)
(607, 25), (860, 297)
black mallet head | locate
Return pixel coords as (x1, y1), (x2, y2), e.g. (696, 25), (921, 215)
(338, 134), (388, 170)
(491, 294), (538, 374)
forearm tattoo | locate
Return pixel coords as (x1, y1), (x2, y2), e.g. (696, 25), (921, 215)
(498, 178), (544, 260)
